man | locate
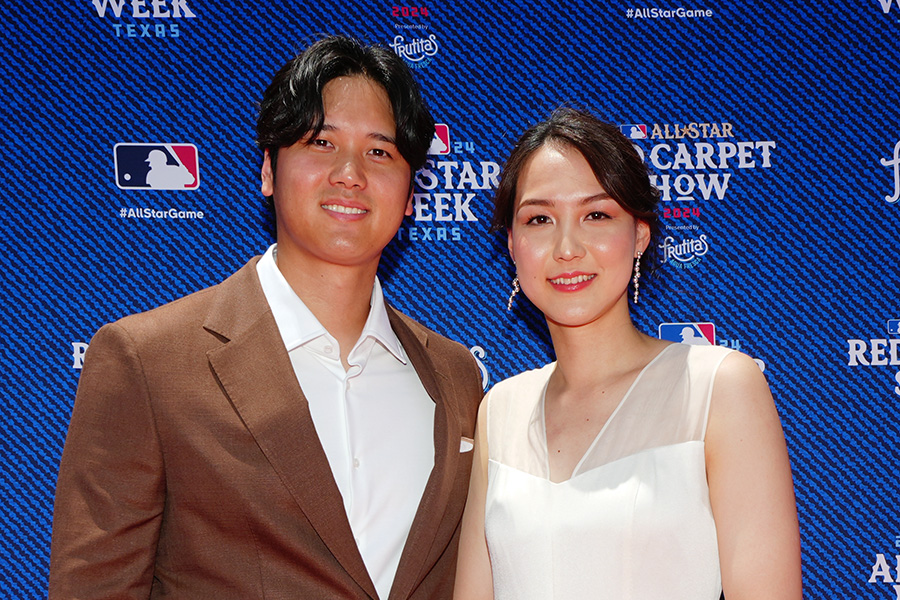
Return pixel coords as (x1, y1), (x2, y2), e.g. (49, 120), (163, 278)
(50, 36), (483, 599)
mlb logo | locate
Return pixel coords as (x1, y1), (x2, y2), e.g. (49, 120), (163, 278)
(888, 319), (900, 336)
(114, 143), (200, 190)
(428, 123), (450, 155)
(658, 322), (716, 346)
(621, 124), (648, 140)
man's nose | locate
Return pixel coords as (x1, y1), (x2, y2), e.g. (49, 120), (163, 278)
(330, 152), (366, 189)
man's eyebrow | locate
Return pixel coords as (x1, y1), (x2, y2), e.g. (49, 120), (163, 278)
(369, 132), (398, 145)
(318, 124), (397, 145)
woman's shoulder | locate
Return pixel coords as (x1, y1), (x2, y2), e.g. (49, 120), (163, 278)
(489, 362), (556, 396)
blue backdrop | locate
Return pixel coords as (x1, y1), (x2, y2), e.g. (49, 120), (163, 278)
(2, 1), (899, 597)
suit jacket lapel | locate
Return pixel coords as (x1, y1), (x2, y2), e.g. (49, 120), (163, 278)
(386, 307), (462, 600)
(203, 259), (378, 599)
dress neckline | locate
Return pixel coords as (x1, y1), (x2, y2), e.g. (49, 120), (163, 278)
(539, 343), (677, 484)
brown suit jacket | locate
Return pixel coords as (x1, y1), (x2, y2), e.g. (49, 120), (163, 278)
(49, 258), (483, 599)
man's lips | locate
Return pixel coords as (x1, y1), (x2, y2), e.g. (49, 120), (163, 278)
(322, 203), (368, 215)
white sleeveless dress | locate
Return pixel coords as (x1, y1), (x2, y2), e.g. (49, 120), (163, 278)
(484, 343), (731, 599)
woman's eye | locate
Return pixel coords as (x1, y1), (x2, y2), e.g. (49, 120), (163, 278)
(525, 215), (551, 225)
(587, 211), (610, 220)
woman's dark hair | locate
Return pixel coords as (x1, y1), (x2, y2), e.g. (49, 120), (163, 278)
(493, 107), (660, 267)
(256, 35), (435, 198)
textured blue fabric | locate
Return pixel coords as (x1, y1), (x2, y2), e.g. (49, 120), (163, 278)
(1, 1), (899, 597)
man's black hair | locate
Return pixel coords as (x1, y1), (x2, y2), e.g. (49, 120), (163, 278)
(257, 35), (435, 203)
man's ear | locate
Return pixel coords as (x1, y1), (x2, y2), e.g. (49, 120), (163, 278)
(261, 150), (274, 197)
(405, 187), (414, 217)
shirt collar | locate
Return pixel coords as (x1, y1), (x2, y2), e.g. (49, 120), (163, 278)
(256, 244), (407, 364)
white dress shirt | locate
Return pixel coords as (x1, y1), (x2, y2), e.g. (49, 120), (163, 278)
(256, 245), (435, 600)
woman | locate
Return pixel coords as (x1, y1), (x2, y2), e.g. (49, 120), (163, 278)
(454, 108), (802, 599)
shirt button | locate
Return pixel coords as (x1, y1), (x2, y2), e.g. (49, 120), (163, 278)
(323, 345), (333, 354)
(353, 458), (360, 468)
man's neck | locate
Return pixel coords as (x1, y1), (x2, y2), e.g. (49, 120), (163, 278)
(275, 247), (380, 368)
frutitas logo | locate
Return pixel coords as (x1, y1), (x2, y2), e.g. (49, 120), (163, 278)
(390, 34), (439, 68)
(91, 0), (196, 38)
(659, 234), (709, 269)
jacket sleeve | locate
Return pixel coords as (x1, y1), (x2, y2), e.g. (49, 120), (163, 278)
(49, 322), (165, 599)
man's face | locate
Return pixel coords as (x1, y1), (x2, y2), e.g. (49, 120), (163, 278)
(261, 75), (413, 272)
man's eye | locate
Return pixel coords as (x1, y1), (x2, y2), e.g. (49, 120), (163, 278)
(312, 139), (331, 147)
(370, 148), (391, 158)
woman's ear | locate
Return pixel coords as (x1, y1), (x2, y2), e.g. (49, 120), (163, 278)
(635, 219), (651, 255)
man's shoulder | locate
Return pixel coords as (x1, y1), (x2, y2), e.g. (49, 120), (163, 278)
(102, 257), (263, 343)
(388, 307), (472, 360)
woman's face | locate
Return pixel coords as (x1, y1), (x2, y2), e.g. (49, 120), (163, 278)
(508, 143), (650, 329)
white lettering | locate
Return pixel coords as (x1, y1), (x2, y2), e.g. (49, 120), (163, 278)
(848, 339), (869, 366)
(757, 141), (776, 167)
(481, 161), (500, 189)
(672, 144), (694, 169)
(413, 194), (432, 221)
(91, 0), (128, 17)
(72, 342), (89, 369)
(390, 34), (439, 62)
(673, 174), (695, 201)
(434, 194), (452, 221)
(737, 141), (756, 168)
(415, 160), (498, 191)
(132, 0), (150, 17)
(645, 140), (774, 172)
(171, 0), (196, 17)
(469, 345), (489, 390)
(694, 142), (717, 169)
(695, 173), (731, 200)
(880, 141), (900, 204)
(650, 143), (672, 170)
(437, 161), (457, 188)
(457, 162), (480, 189)
(847, 339), (900, 366)
(878, 0), (900, 13)
(453, 193), (478, 221)
(659, 235), (709, 263)
(414, 161), (439, 190)
(717, 142), (737, 168)
(872, 339), (889, 366)
(151, 0), (170, 17)
(870, 554), (895, 583)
